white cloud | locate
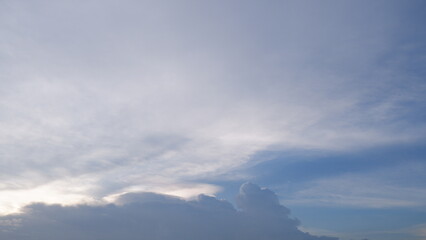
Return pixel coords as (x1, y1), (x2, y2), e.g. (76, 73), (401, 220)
(0, 0), (425, 213)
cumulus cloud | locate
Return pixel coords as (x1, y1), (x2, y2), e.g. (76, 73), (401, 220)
(0, 183), (338, 240)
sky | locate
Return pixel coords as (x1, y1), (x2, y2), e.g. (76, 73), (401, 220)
(0, 0), (425, 239)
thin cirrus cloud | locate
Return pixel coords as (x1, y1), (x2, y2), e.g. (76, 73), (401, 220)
(0, 0), (425, 215)
(0, 183), (339, 240)
(284, 161), (426, 208)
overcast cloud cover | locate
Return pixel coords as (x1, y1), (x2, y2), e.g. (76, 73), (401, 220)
(1, 0), (426, 239)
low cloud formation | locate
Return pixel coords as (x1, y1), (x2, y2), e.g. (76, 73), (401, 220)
(0, 183), (337, 240)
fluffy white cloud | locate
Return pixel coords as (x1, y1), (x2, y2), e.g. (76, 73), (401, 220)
(0, 183), (338, 240)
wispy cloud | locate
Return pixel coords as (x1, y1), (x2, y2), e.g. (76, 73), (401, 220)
(0, 0), (425, 214)
(405, 223), (426, 238)
(286, 162), (426, 208)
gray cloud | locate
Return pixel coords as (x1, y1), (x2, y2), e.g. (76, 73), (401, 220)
(0, 183), (338, 240)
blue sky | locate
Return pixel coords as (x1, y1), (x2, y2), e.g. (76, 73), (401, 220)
(0, 1), (425, 239)
(208, 143), (426, 239)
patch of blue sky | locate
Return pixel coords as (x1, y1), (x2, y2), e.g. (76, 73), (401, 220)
(206, 142), (426, 239)
(291, 206), (426, 233)
(249, 143), (426, 187)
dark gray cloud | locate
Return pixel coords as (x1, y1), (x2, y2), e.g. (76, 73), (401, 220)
(0, 183), (337, 240)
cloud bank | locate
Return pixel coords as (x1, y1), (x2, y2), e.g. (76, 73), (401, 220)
(0, 183), (338, 240)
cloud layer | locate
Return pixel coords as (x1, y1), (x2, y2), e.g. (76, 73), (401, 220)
(0, 183), (338, 240)
(1, 0), (425, 214)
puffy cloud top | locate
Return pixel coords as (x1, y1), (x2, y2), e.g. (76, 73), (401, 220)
(0, 183), (337, 240)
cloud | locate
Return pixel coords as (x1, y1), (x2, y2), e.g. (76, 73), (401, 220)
(0, 183), (338, 240)
(0, 0), (425, 214)
(404, 223), (426, 238)
(285, 161), (426, 208)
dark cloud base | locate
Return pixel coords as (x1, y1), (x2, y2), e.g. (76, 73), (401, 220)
(0, 183), (337, 240)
